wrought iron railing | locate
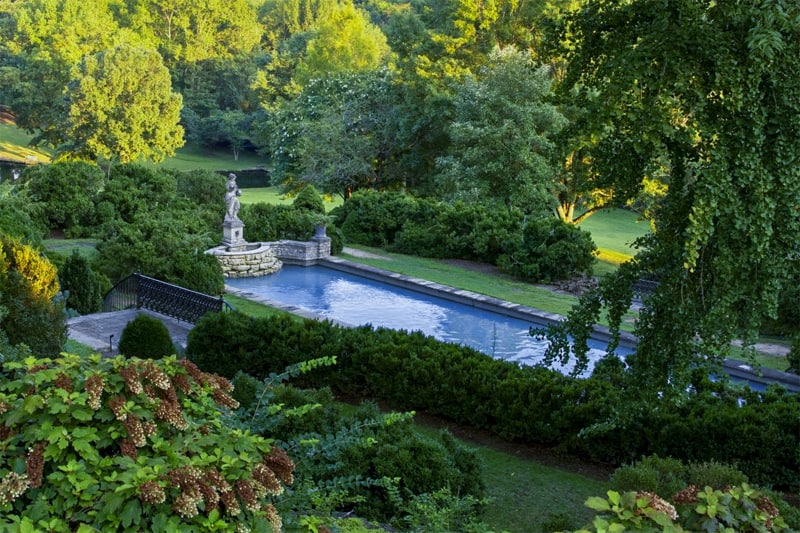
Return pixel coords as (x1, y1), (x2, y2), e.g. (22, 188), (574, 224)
(103, 273), (232, 324)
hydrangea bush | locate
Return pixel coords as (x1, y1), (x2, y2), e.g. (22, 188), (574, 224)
(0, 353), (293, 532)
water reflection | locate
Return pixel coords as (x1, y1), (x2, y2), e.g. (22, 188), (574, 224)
(226, 265), (625, 375)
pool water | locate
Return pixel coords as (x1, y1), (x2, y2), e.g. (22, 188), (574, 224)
(226, 265), (631, 376)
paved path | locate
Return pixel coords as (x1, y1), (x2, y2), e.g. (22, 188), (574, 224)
(67, 309), (194, 356)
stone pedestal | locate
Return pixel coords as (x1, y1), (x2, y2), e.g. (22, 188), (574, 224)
(222, 219), (245, 247)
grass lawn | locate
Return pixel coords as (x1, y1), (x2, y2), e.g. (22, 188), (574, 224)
(0, 123), (52, 163)
(239, 185), (343, 209)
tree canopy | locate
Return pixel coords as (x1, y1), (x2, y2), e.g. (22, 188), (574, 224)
(546, 0), (800, 392)
(62, 44), (184, 164)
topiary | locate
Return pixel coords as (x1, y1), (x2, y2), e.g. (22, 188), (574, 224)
(292, 184), (326, 214)
(0, 353), (293, 532)
(118, 313), (175, 359)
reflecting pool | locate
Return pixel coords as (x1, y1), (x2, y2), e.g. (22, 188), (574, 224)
(226, 265), (631, 376)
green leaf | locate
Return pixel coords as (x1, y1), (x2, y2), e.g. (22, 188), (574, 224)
(585, 495), (612, 511)
(22, 394), (44, 413)
(71, 407), (94, 421)
(120, 500), (141, 528)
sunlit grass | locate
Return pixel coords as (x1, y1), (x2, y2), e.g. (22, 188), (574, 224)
(240, 186), (343, 210)
(0, 123), (52, 163)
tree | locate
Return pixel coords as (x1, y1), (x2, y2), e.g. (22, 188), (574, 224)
(59, 249), (104, 315)
(0, 238), (66, 358)
(18, 162), (104, 233)
(0, 0), (121, 146)
(113, 0), (262, 66)
(268, 70), (396, 198)
(545, 0), (800, 393)
(293, 0), (389, 85)
(61, 44), (184, 164)
(436, 46), (566, 215)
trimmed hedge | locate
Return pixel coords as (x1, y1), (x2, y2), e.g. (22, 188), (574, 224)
(118, 313), (175, 359)
(332, 190), (595, 282)
(186, 312), (800, 489)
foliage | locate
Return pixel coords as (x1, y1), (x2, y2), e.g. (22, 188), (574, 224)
(292, 0), (390, 86)
(436, 46), (566, 215)
(0, 185), (47, 246)
(60, 44), (184, 164)
(788, 336), (800, 374)
(292, 184), (326, 214)
(609, 456), (748, 501)
(570, 484), (790, 533)
(228, 369), (487, 528)
(186, 311), (800, 489)
(117, 314), (176, 359)
(402, 488), (491, 533)
(0, 237), (66, 358)
(550, 0), (800, 394)
(332, 190), (429, 247)
(0, 353), (291, 531)
(264, 70), (398, 198)
(392, 201), (523, 264)
(17, 162), (104, 234)
(497, 217), (596, 282)
(58, 249), (104, 315)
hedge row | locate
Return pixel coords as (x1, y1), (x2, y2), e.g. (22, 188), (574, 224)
(186, 312), (800, 489)
(330, 190), (596, 282)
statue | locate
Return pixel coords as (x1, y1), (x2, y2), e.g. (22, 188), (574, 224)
(224, 173), (242, 221)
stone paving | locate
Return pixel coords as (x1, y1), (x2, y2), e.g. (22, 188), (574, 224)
(67, 309), (194, 356)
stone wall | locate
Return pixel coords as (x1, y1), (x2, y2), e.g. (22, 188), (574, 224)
(206, 236), (331, 277)
(206, 243), (282, 278)
(268, 236), (331, 266)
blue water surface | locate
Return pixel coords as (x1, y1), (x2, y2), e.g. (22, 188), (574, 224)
(226, 265), (630, 375)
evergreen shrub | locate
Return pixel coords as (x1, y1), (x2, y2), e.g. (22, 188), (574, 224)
(118, 313), (175, 359)
(292, 184), (326, 214)
(497, 217), (596, 282)
(186, 312), (800, 490)
(59, 249), (104, 315)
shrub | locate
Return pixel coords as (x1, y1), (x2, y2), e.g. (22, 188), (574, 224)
(572, 485), (791, 532)
(0, 238), (66, 358)
(234, 375), (487, 526)
(0, 187), (47, 245)
(59, 249), (104, 315)
(333, 190), (425, 247)
(609, 455), (688, 499)
(18, 161), (104, 232)
(292, 184), (326, 214)
(0, 354), (292, 532)
(117, 313), (175, 359)
(187, 312), (800, 490)
(497, 217), (596, 282)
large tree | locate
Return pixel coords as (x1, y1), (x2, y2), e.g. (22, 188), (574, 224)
(268, 70), (395, 198)
(546, 0), (800, 393)
(0, 0), (121, 146)
(60, 44), (184, 164)
(436, 46), (566, 216)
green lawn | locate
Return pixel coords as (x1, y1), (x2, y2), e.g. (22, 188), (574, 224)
(239, 185), (343, 209)
(0, 123), (52, 163)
